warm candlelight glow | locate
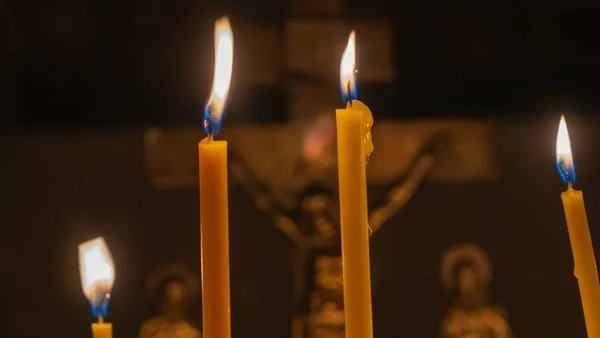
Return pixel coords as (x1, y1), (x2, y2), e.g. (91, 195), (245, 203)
(340, 31), (357, 104)
(204, 16), (234, 136)
(556, 115), (576, 185)
(335, 29), (374, 338)
(556, 114), (600, 338)
(79, 237), (115, 320)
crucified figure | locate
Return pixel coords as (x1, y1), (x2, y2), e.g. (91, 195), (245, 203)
(229, 131), (450, 338)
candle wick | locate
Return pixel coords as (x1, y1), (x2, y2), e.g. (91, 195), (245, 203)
(98, 315), (104, 324)
(346, 81), (354, 106)
(568, 181), (574, 190)
(207, 134), (214, 142)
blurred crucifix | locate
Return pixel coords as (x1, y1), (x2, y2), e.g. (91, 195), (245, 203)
(229, 115), (450, 338)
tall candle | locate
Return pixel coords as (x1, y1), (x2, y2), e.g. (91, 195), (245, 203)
(336, 31), (374, 338)
(79, 237), (115, 338)
(199, 16), (233, 338)
(556, 115), (600, 338)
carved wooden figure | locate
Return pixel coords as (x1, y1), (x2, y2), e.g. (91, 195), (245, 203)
(230, 123), (450, 338)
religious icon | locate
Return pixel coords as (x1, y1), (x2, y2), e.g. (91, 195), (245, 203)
(230, 118), (451, 338)
(138, 264), (202, 338)
(439, 243), (513, 338)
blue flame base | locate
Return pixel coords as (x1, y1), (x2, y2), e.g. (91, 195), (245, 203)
(340, 85), (358, 106)
(557, 160), (576, 186)
(204, 105), (225, 137)
(340, 71), (358, 105)
(91, 298), (110, 320)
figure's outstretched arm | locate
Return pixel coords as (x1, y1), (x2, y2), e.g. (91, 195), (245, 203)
(229, 148), (309, 248)
(368, 131), (451, 235)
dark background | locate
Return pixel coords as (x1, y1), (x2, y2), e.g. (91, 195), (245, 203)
(3, 0), (600, 337)
(2, 0), (600, 125)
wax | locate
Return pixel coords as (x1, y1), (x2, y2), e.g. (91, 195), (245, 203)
(336, 100), (373, 338)
(91, 320), (112, 338)
(561, 184), (600, 338)
(199, 136), (231, 338)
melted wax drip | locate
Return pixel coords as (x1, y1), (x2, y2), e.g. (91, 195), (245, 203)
(347, 100), (373, 166)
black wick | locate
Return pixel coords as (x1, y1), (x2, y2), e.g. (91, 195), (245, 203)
(346, 81), (353, 107)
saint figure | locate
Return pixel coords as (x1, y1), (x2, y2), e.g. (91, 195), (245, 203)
(138, 264), (202, 338)
(439, 244), (512, 338)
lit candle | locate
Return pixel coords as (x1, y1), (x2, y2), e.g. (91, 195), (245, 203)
(556, 115), (600, 338)
(336, 31), (374, 338)
(199, 16), (233, 338)
(79, 237), (115, 338)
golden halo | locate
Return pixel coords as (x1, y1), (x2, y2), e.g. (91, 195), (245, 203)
(440, 243), (492, 290)
(146, 263), (199, 306)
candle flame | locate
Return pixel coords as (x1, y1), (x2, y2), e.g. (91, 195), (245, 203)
(79, 237), (115, 320)
(339, 31), (357, 104)
(204, 16), (233, 136)
(556, 115), (576, 185)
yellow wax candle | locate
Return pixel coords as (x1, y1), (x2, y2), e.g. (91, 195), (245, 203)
(199, 16), (233, 338)
(336, 31), (374, 338)
(79, 237), (115, 338)
(91, 317), (112, 338)
(199, 136), (231, 338)
(556, 115), (600, 338)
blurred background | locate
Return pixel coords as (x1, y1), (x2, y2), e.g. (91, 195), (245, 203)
(3, 0), (600, 337)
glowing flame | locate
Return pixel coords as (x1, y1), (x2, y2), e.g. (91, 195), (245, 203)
(79, 237), (115, 320)
(204, 16), (234, 136)
(340, 31), (357, 104)
(556, 115), (576, 185)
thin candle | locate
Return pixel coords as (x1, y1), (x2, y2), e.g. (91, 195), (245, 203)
(556, 115), (600, 338)
(199, 16), (233, 338)
(79, 237), (115, 338)
(336, 31), (374, 338)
